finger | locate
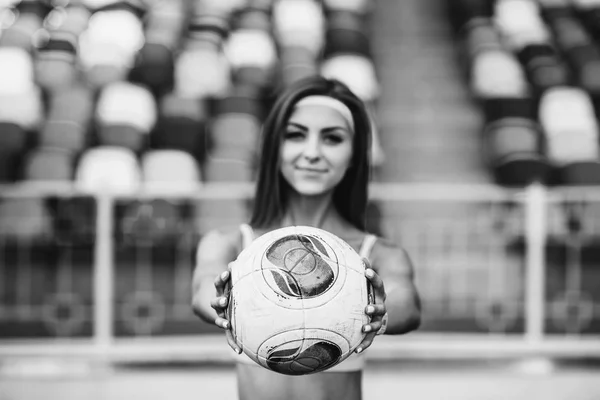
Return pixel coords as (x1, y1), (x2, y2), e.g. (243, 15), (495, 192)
(215, 316), (231, 330)
(362, 257), (373, 270)
(210, 296), (228, 312)
(362, 319), (383, 334)
(213, 270), (231, 296)
(225, 329), (242, 354)
(355, 331), (377, 354)
(365, 304), (386, 317)
(365, 268), (386, 303)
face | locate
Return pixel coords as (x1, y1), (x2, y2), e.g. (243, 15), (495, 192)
(279, 103), (354, 196)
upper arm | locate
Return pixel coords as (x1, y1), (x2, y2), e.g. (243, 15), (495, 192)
(371, 239), (421, 310)
(192, 228), (241, 289)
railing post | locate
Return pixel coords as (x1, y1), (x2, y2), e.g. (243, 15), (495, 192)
(524, 183), (547, 346)
(93, 193), (115, 356)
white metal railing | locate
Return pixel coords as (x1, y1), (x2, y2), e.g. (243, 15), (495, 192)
(1, 182), (600, 363)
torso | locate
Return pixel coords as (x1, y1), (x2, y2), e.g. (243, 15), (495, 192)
(232, 223), (377, 400)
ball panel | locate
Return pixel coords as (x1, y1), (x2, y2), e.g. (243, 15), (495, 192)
(229, 226), (370, 375)
(255, 329), (352, 375)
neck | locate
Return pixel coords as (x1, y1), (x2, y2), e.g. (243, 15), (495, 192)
(283, 190), (337, 229)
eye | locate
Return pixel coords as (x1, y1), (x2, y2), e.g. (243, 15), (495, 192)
(284, 130), (305, 141)
(323, 133), (344, 144)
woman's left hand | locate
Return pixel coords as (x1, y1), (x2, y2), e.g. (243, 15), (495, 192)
(356, 257), (387, 354)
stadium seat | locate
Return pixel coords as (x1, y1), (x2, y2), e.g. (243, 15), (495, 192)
(144, 0), (187, 51)
(573, 0), (600, 40)
(0, 4), (45, 51)
(0, 87), (44, 132)
(78, 8), (145, 88)
(323, 0), (373, 14)
(152, 92), (208, 158)
(538, 87), (600, 166)
(482, 96), (537, 124)
(34, 31), (79, 92)
(186, 5), (230, 47)
(483, 118), (551, 186)
(470, 49), (529, 99)
(272, 0), (325, 57)
(23, 147), (75, 182)
(75, 146), (142, 194)
(554, 161), (600, 185)
(44, 2), (92, 38)
(0, 197), (52, 241)
(174, 47), (231, 99)
(493, 0), (550, 52)
(203, 92), (263, 182)
(321, 54), (380, 102)
(446, 0), (494, 34)
(95, 81), (156, 151)
(0, 47), (36, 94)
(546, 15), (600, 95)
(516, 43), (569, 93)
(323, 10), (372, 58)
(40, 85), (94, 152)
(0, 122), (29, 153)
(0, 151), (21, 182)
(224, 26), (278, 89)
(141, 150), (201, 193)
(129, 41), (174, 97)
(278, 45), (318, 88)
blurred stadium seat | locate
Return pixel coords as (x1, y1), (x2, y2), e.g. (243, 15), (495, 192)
(0, 197), (52, 241)
(153, 92), (208, 158)
(95, 81), (156, 151)
(203, 92), (262, 182)
(40, 85), (94, 152)
(272, 0), (325, 57)
(23, 147), (75, 182)
(75, 146), (142, 194)
(142, 149), (201, 193)
(483, 118), (551, 186)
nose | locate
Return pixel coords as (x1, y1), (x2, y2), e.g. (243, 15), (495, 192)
(302, 134), (321, 162)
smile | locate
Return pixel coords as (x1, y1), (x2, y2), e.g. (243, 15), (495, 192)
(295, 167), (328, 173)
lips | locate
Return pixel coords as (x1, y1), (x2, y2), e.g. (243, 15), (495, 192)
(295, 166), (327, 173)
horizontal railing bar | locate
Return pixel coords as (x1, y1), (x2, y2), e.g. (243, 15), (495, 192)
(1, 334), (600, 361)
(0, 182), (525, 201)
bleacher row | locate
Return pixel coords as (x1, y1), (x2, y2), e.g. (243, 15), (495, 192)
(0, 0), (381, 242)
(448, 0), (600, 187)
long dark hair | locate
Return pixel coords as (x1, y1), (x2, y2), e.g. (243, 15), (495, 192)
(250, 76), (372, 230)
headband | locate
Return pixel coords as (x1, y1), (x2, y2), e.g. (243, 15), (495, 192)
(294, 95), (354, 130)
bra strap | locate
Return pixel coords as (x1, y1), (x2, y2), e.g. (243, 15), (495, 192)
(239, 223), (254, 249)
(358, 234), (378, 260)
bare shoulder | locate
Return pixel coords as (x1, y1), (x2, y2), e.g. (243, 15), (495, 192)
(369, 236), (415, 278)
(196, 226), (243, 266)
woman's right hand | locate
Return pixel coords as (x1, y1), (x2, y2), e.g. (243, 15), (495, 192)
(210, 267), (242, 354)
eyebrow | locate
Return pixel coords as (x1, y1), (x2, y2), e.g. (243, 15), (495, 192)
(286, 121), (349, 133)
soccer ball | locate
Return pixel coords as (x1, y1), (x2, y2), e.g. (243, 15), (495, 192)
(227, 225), (371, 375)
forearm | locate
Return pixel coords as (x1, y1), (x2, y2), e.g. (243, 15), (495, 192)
(191, 276), (220, 325)
(383, 286), (421, 335)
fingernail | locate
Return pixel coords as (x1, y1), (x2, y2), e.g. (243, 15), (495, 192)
(365, 269), (374, 278)
(221, 271), (229, 280)
(219, 297), (227, 306)
(223, 321), (229, 329)
(363, 325), (371, 333)
(366, 306), (374, 314)
(356, 347), (363, 353)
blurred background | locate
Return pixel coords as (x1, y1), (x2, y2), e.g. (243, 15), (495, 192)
(1, 0), (600, 399)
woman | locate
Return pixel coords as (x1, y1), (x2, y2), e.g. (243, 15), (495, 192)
(192, 76), (421, 400)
